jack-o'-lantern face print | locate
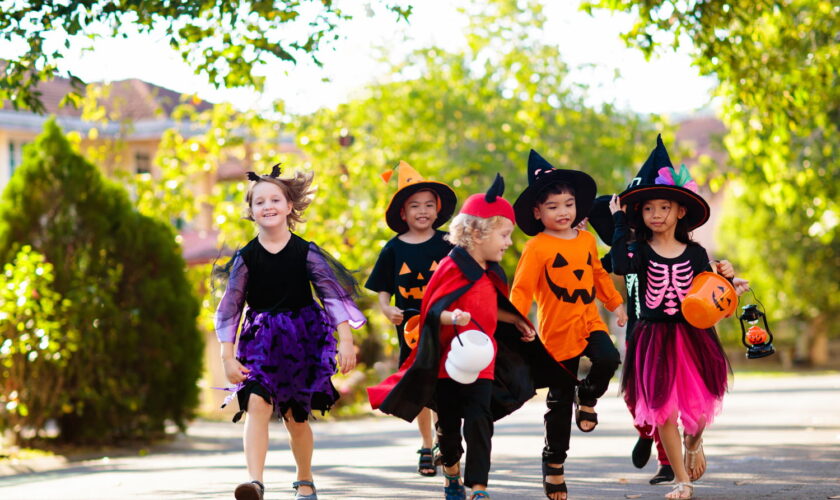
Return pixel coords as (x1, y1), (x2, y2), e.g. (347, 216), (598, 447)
(397, 260), (439, 300)
(711, 284), (733, 312)
(544, 251), (596, 304)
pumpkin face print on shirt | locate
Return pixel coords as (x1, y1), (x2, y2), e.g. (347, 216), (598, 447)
(397, 259), (439, 301)
(544, 251), (597, 304)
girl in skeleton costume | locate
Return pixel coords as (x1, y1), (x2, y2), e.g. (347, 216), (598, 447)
(215, 166), (365, 500)
(609, 136), (746, 500)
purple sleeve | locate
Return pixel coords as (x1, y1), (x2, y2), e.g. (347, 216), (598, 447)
(306, 243), (366, 329)
(214, 254), (248, 343)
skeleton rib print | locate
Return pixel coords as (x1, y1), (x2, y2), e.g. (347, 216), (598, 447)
(644, 260), (694, 315)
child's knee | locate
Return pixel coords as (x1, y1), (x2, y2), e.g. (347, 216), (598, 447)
(247, 394), (273, 417)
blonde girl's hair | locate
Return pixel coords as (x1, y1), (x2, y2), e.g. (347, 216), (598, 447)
(445, 213), (507, 251)
(245, 170), (315, 230)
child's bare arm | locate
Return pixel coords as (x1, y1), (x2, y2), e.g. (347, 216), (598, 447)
(498, 308), (536, 341)
(335, 321), (357, 374)
(377, 291), (404, 325)
(220, 342), (250, 384)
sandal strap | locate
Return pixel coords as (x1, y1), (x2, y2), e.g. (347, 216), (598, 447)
(471, 490), (490, 499)
(670, 482), (694, 498)
(250, 480), (265, 493)
(542, 462), (565, 475)
(293, 480), (316, 491)
(684, 437), (703, 453)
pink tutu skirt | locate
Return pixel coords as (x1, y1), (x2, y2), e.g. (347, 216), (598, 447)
(622, 320), (730, 435)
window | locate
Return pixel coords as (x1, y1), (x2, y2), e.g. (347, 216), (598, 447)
(135, 152), (151, 174)
(8, 140), (28, 176)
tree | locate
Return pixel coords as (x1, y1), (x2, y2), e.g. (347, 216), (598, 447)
(0, 0), (412, 113)
(0, 118), (203, 443)
(583, 0), (840, 363)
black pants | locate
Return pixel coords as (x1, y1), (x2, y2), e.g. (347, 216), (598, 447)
(543, 330), (620, 464)
(436, 378), (494, 487)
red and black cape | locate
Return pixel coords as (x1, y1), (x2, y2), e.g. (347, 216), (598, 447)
(367, 246), (572, 422)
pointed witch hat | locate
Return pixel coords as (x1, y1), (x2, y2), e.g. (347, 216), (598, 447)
(512, 149), (597, 236)
(383, 161), (457, 234)
(618, 134), (710, 231)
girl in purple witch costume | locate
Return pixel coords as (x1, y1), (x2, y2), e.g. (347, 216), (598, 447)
(609, 136), (747, 500)
(215, 165), (365, 500)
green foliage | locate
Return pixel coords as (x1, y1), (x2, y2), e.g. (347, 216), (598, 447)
(0, 118), (203, 444)
(0, 1), (412, 113)
(293, 0), (658, 276)
(0, 246), (73, 436)
(584, 0), (840, 343)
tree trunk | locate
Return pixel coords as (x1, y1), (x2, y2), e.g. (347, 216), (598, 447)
(808, 314), (830, 367)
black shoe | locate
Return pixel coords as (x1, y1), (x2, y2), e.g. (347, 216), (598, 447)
(234, 480), (264, 500)
(632, 436), (653, 468)
(649, 464), (675, 485)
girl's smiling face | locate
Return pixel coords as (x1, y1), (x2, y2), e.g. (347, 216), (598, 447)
(401, 190), (439, 232)
(250, 181), (293, 230)
(641, 198), (685, 235)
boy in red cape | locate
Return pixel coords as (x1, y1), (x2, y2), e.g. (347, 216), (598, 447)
(368, 174), (571, 500)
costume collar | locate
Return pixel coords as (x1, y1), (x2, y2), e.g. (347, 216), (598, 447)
(449, 246), (506, 283)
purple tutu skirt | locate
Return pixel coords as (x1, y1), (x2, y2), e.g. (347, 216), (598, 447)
(227, 301), (339, 422)
(622, 320), (730, 435)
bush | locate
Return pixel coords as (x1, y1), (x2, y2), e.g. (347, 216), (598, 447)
(0, 118), (203, 444)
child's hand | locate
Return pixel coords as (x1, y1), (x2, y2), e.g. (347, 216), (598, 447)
(336, 339), (357, 374)
(608, 194), (625, 215)
(716, 259), (736, 279)
(223, 358), (250, 384)
(514, 318), (536, 342)
(733, 277), (750, 296)
(383, 305), (404, 325)
(450, 309), (471, 326)
(614, 304), (628, 327)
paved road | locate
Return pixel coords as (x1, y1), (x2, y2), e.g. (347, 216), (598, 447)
(1, 372), (839, 499)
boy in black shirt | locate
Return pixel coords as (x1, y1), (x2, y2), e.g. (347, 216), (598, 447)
(366, 161), (456, 477)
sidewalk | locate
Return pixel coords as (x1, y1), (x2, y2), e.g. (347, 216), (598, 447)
(1, 372), (839, 499)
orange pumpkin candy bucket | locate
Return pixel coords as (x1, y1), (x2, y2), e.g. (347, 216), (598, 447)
(403, 314), (421, 350)
(681, 270), (737, 329)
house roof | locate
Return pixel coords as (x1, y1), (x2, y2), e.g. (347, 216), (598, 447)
(675, 115), (728, 167)
(3, 72), (213, 119)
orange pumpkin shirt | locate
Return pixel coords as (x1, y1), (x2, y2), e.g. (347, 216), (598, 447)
(510, 230), (623, 362)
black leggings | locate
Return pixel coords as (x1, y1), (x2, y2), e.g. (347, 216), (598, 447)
(543, 330), (620, 464)
(435, 378), (494, 487)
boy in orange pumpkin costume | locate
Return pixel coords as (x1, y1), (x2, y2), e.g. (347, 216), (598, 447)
(365, 161), (457, 477)
(510, 150), (627, 500)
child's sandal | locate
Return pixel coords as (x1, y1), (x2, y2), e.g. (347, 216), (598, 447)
(471, 490), (490, 499)
(443, 470), (467, 500)
(292, 479), (317, 500)
(573, 394), (598, 433)
(542, 462), (568, 498)
(683, 437), (706, 481)
(418, 447), (437, 476)
(666, 481), (694, 499)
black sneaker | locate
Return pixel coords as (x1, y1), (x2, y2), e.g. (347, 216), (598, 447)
(234, 480), (264, 500)
(649, 464), (675, 485)
(632, 436), (653, 468)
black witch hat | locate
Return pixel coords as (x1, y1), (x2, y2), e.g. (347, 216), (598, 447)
(513, 149), (597, 236)
(618, 134), (710, 231)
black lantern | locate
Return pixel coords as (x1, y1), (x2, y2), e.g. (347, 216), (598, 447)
(738, 303), (775, 359)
